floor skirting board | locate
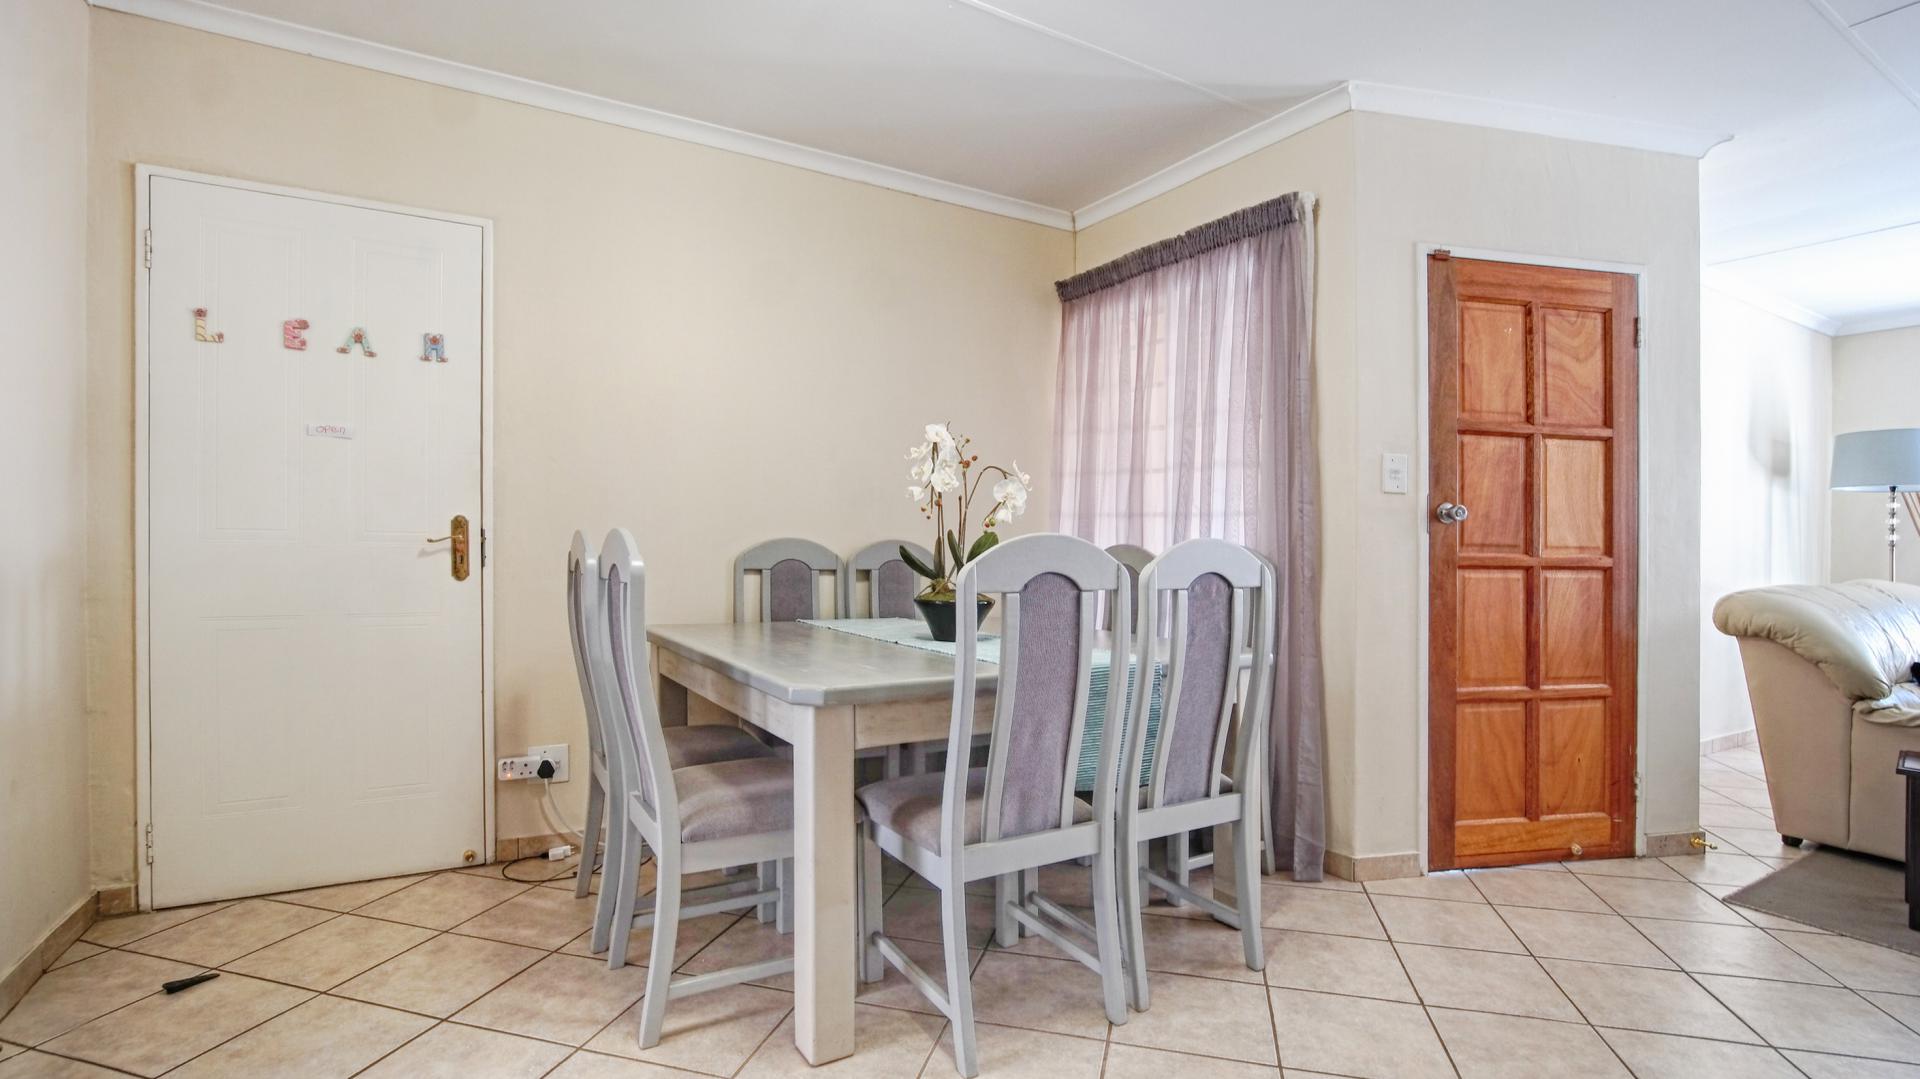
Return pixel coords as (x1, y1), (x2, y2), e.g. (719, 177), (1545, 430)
(1322, 849), (1422, 882)
(1644, 830), (1706, 858)
(0, 892), (96, 1020)
(1701, 727), (1758, 754)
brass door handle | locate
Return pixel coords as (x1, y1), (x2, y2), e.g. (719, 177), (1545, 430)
(427, 515), (471, 581)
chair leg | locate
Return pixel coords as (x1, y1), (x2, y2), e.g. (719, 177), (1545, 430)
(606, 820), (642, 971)
(575, 773), (604, 899)
(884, 745), (905, 779)
(1091, 836), (1129, 1026)
(1235, 815), (1264, 972)
(860, 823), (884, 984)
(941, 877), (980, 1078)
(589, 786), (626, 955)
(776, 857), (795, 935)
(756, 861), (777, 924)
(636, 861), (681, 1048)
(1119, 838), (1150, 1011)
(1166, 832), (1191, 908)
(1018, 867), (1039, 937)
(993, 874), (1019, 947)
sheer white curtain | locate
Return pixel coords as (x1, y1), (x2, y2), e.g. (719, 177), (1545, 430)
(1051, 193), (1326, 879)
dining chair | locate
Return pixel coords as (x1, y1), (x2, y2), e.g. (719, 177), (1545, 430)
(597, 528), (805, 1048)
(1103, 543), (1154, 631)
(1116, 538), (1276, 1010)
(843, 539), (934, 619)
(734, 537), (843, 622)
(567, 533), (780, 954)
(856, 533), (1132, 1077)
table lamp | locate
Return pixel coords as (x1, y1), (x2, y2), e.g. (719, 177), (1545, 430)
(1832, 428), (1920, 578)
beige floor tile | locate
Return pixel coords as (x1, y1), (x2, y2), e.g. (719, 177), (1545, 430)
(460, 858), (583, 882)
(1429, 1007), (1627, 1077)
(1112, 971), (1276, 1065)
(355, 874), (532, 931)
(584, 984), (791, 1074)
(454, 886), (599, 950)
(1698, 973), (1920, 1062)
(1698, 803), (1777, 831)
(1267, 988), (1453, 1079)
(168, 994), (429, 1078)
(1365, 871), (1483, 904)
(1371, 895), (1524, 953)
(1264, 930), (1417, 1002)
(1260, 886), (1385, 939)
(1707, 827), (1809, 861)
(1127, 911), (1274, 983)
(877, 886), (998, 947)
(1465, 867), (1609, 913)
(558, 912), (737, 970)
(43, 944), (104, 972)
(678, 914), (975, 1007)
(1565, 857), (1685, 881)
(121, 900), (334, 967)
(79, 903), (229, 948)
(925, 1021), (1108, 1078)
(269, 873), (428, 912)
(1540, 957), (1758, 1041)
(1658, 852), (1774, 888)
(334, 932), (545, 1017)
(1576, 875), (1747, 924)
(1101, 1043), (1281, 1078)
(964, 952), (1113, 1039)
(1395, 943), (1578, 1021)
(736, 1003), (942, 1077)
(545, 1051), (710, 1078)
(0, 950), (201, 1045)
(1867, 990), (1920, 1034)
(1597, 1028), (1799, 1078)
(1495, 907), (1677, 969)
(1772, 930), (1920, 994)
(0, 1053), (129, 1077)
(1785, 1049), (1920, 1077)
(37, 972), (311, 1077)
(456, 953), (650, 1046)
(1265, 869), (1365, 891)
(222, 914), (434, 990)
(357, 1020), (573, 1078)
(0, 1045), (18, 1064)
(1627, 919), (1836, 984)
(669, 915), (799, 991)
(1698, 788), (1737, 807)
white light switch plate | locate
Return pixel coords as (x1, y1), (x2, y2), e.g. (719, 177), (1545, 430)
(1381, 453), (1411, 494)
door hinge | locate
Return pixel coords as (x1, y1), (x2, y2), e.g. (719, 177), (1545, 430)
(144, 823), (155, 866)
(1431, 248), (1451, 261)
(142, 229), (153, 269)
(1633, 317), (1642, 349)
(480, 527), (489, 568)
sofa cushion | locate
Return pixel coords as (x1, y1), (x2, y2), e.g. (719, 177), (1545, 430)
(1713, 580), (1920, 723)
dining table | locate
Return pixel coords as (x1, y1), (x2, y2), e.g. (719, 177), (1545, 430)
(645, 616), (1229, 1066)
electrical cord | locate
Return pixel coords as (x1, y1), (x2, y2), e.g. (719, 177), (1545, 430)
(499, 771), (604, 883)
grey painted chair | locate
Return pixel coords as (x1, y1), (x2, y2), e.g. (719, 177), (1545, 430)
(734, 537), (843, 622)
(1103, 543), (1154, 632)
(1117, 539), (1276, 1010)
(597, 528), (803, 1048)
(565, 533), (776, 954)
(843, 540), (933, 619)
(857, 534), (1132, 1077)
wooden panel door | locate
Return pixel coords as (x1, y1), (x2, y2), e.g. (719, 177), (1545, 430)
(1428, 255), (1637, 870)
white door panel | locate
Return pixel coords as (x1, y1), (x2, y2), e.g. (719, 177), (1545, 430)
(148, 175), (485, 906)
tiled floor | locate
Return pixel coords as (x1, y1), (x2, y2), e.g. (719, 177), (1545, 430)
(5, 745), (1920, 1077)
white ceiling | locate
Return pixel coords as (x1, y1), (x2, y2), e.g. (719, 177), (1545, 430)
(96, 0), (1920, 333)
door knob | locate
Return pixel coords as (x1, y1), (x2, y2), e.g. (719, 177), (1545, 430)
(426, 514), (471, 581)
(1434, 502), (1470, 525)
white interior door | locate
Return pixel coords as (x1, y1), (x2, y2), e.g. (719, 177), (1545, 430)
(147, 174), (486, 907)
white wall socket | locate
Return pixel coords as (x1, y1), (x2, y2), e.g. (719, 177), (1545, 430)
(497, 743), (570, 782)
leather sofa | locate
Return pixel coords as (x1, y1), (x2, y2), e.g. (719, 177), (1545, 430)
(1713, 580), (1920, 862)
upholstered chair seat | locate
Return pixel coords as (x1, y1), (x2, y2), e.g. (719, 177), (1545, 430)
(674, 757), (796, 842)
(662, 725), (775, 770)
(859, 769), (1094, 855)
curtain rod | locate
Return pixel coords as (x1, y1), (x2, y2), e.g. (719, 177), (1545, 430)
(1054, 192), (1312, 302)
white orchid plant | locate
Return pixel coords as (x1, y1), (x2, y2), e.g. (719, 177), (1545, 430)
(900, 423), (1032, 602)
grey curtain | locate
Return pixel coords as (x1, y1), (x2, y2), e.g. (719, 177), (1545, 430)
(1050, 192), (1326, 879)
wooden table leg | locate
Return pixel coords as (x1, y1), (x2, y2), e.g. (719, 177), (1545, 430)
(793, 703), (857, 1064)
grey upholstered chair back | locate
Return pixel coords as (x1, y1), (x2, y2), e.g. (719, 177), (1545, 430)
(1103, 543), (1154, 631)
(946, 534), (1132, 853)
(567, 533), (615, 784)
(733, 538), (843, 622)
(1123, 538), (1277, 810)
(601, 529), (677, 831)
(843, 540), (932, 619)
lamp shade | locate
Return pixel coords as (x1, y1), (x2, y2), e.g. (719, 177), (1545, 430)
(1831, 428), (1920, 491)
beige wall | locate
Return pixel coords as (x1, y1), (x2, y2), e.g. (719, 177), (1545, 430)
(1077, 112), (1703, 864)
(1831, 325), (1920, 585)
(2, 0), (93, 968)
(1699, 288), (1832, 743)
(86, 11), (1071, 889)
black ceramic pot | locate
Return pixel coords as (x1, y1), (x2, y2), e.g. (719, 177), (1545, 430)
(913, 595), (995, 643)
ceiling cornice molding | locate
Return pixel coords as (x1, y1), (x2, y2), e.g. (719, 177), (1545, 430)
(1837, 307), (1920, 336)
(1071, 85), (1353, 230)
(1346, 81), (1732, 158)
(1703, 272), (1843, 336)
(87, 0), (1077, 230)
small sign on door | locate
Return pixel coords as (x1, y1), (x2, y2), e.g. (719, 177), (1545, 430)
(305, 423), (355, 440)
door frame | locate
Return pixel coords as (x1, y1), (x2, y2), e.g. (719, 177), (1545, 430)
(132, 165), (497, 910)
(1413, 243), (1649, 872)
